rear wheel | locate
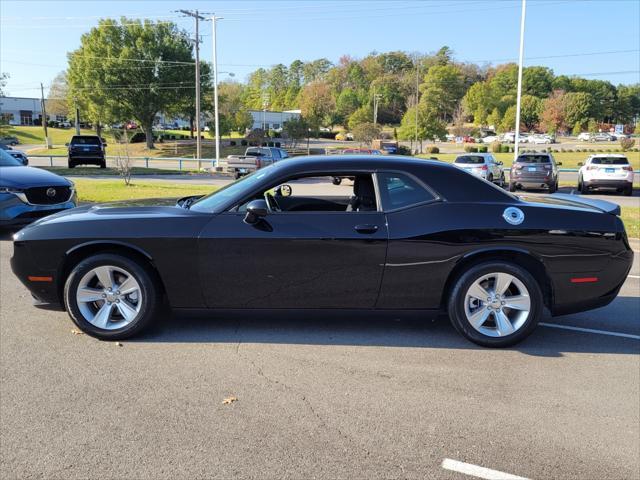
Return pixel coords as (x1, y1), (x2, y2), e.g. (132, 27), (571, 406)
(64, 253), (161, 340)
(580, 177), (589, 194)
(509, 181), (517, 192)
(499, 172), (506, 188)
(68, 160), (76, 168)
(99, 161), (106, 169)
(548, 180), (557, 193)
(447, 261), (543, 347)
(623, 185), (633, 196)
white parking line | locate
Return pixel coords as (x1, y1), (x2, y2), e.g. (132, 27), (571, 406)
(628, 274), (640, 279)
(441, 459), (529, 480)
(540, 322), (640, 340)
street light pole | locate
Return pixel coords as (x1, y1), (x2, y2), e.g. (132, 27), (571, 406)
(210, 15), (223, 169)
(514, 0), (527, 159)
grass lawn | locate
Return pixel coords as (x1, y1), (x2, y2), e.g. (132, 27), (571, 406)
(41, 166), (192, 176)
(621, 207), (640, 238)
(74, 179), (216, 204)
(1, 126), (113, 146)
(418, 151), (640, 170)
(28, 140), (247, 159)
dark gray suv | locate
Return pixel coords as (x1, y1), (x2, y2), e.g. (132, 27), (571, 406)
(67, 135), (106, 168)
(509, 153), (561, 192)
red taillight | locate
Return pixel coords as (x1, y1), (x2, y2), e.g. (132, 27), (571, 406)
(570, 277), (598, 283)
(622, 165), (633, 171)
(256, 158), (262, 169)
(587, 165), (598, 170)
(514, 164), (523, 170)
(480, 165), (488, 170)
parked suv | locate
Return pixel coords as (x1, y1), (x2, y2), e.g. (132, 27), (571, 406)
(67, 135), (107, 168)
(509, 153), (560, 192)
(453, 153), (505, 187)
(578, 154), (634, 196)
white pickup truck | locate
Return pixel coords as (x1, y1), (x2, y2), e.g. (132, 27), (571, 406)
(226, 147), (290, 179)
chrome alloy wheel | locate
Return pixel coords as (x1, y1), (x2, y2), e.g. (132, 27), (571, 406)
(76, 265), (142, 330)
(463, 272), (531, 337)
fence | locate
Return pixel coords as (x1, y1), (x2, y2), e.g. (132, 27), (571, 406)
(26, 154), (222, 171)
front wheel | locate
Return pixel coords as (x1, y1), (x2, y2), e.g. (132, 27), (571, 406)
(509, 181), (517, 192)
(99, 161), (106, 169)
(64, 253), (162, 340)
(580, 177), (589, 194)
(447, 261), (543, 347)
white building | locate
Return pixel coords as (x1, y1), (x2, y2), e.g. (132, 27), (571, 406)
(249, 109), (300, 131)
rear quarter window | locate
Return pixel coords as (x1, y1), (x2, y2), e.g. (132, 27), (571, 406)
(71, 136), (101, 145)
(455, 155), (486, 164)
(377, 172), (436, 210)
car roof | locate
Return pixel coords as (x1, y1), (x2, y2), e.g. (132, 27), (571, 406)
(455, 153), (493, 157)
(274, 154), (451, 172)
(589, 153), (627, 158)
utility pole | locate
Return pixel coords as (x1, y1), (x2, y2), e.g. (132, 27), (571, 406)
(514, 0), (527, 159)
(74, 97), (80, 135)
(177, 9), (206, 169)
(415, 55), (419, 151)
(373, 93), (382, 125)
(209, 15), (223, 169)
(40, 83), (50, 149)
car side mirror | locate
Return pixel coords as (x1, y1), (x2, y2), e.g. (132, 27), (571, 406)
(65, 142), (69, 146)
(556, 161), (562, 166)
(577, 162), (583, 167)
(244, 199), (269, 224)
(103, 143), (107, 147)
(275, 184), (292, 197)
(496, 161), (503, 166)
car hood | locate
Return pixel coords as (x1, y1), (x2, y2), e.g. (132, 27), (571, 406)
(0, 166), (72, 188)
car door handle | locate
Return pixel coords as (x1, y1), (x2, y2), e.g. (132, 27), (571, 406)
(355, 224), (379, 234)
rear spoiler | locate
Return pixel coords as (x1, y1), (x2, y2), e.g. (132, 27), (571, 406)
(549, 193), (621, 215)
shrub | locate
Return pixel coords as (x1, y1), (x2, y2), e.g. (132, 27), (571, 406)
(275, 142), (281, 148)
(490, 141), (502, 153)
(426, 145), (439, 154)
(500, 144), (511, 153)
(477, 145), (488, 153)
(464, 145), (478, 153)
(397, 145), (412, 156)
(229, 140), (236, 146)
(240, 139), (247, 146)
(620, 138), (635, 151)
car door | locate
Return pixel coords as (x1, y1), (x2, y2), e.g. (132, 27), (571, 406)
(197, 174), (388, 309)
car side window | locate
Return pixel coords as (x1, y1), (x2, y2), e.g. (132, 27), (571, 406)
(377, 172), (436, 211)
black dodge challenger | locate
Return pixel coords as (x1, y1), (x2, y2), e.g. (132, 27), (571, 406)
(10, 156), (633, 347)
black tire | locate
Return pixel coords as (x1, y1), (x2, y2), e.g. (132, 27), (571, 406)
(447, 261), (543, 348)
(99, 161), (106, 169)
(623, 185), (633, 196)
(580, 178), (589, 194)
(499, 173), (506, 188)
(332, 177), (342, 185)
(487, 174), (493, 184)
(234, 171), (241, 180)
(64, 253), (162, 340)
(68, 160), (75, 168)
(509, 181), (517, 192)
(548, 181), (557, 193)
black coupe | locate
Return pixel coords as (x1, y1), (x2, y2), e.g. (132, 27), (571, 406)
(11, 156), (633, 347)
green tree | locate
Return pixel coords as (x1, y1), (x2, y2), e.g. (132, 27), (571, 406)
(500, 105), (517, 132)
(234, 110), (254, 134)
(520, 95), (543, 130)
(283, 116), (309, 148)
(348, 105), (373, 131)
(522, 66), (554, 98)
(352, 122), (381, 145)
(67, 18), (195, 148)
(47, 71), (70, 119)
(563, 91), (594, 128)
(420, 64), (465, 121)
(572, 121), (582, 136)
(398, 104), (447, 150)
(299, 81), (335, 136)
(335, 88), (360, 128)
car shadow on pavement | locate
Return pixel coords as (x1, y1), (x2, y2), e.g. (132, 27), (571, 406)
(132, 299), (640, 357)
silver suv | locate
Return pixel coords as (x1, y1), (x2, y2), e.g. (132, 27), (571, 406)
(454, 153), (505, 187)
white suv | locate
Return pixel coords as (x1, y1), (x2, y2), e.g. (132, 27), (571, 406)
(453, 153), (505, 187)
(578, 154), (634, 196)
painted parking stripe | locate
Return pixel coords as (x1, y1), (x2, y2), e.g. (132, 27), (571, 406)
(540, 322), (640, 340)
(441, 459), (529, 480)
(628, 274), (640, 279)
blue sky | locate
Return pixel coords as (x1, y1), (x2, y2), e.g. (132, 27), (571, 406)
(1, 0), (639, 97)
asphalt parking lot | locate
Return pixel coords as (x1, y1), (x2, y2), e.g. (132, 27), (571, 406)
(1, 232), (638, 479)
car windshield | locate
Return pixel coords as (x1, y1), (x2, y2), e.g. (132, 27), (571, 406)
(71, 136), (101, 145)
(190, 165), (276, 213)
(591, 157), (629, 165)
(516, 155), (550, 163)
(0, 149), (23, 167)
(455, 155), (486, 164)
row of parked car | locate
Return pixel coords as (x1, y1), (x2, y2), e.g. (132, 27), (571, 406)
(454, 152), (634, 196)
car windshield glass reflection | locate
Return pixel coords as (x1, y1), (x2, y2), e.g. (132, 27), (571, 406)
(455, 156), (486, 164)
(71, 136), (101, 145)
(0, 149), (23, 167)
(190, 165), (276, 212)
